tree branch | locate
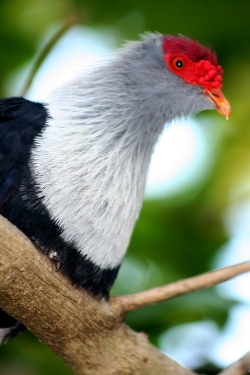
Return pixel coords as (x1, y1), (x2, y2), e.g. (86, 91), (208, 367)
(218, 352), (250, 375)
(0, 213), (249, 374)
(111, 262), (250, 314)
(0, 214), (196, 375)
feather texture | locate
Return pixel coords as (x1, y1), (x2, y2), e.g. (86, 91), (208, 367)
(31, 34), (213, 269)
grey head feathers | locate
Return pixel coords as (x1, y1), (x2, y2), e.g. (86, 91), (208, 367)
(30, 33), (213, 269)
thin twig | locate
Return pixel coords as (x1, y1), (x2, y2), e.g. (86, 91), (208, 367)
(218, 352), (250, 375)
(111, 262), (250, 314)
(20, 14), (79, 97)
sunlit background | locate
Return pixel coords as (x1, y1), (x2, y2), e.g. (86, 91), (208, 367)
(0, 1), (250, 374)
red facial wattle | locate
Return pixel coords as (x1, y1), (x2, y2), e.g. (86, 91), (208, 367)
(164, 53), (223, 90)
(162, 35), (230, 119)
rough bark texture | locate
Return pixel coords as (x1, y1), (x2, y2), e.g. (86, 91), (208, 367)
(0, 214), (196, 375)
(0, 214), (249, 375)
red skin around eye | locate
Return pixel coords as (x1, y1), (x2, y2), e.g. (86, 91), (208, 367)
(161, 35), (229, 118)
(164, 53), (223, 90)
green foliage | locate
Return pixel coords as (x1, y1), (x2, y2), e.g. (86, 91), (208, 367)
(1, 0), (250, 373)
(0, 330), (73, 375)
(125, 289), (235, 346)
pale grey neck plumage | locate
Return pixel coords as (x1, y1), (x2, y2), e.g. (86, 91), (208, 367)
(31, 34), (212, 269)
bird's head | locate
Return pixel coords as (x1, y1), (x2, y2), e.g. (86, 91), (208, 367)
(162, 35), (230, 119)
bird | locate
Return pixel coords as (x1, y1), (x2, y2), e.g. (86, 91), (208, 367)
(0, 33), (230, 344)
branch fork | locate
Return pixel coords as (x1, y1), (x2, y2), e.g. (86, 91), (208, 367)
(0, 214), (249, 375)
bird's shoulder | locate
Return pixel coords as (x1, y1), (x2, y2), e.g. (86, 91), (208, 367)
(0, 96), (48, 205)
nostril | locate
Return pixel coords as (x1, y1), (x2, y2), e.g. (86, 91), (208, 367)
(212, 92), (219, 98)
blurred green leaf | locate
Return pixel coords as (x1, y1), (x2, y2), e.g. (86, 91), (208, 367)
(125, 289), (235, 346)
(0, 330), (73, 375)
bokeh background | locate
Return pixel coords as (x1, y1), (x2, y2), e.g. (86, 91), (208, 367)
(0, 1), (250, 374)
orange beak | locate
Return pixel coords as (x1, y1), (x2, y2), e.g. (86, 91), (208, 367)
(204, 88), (231, 119)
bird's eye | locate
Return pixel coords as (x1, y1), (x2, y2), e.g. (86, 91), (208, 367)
(175, 60), (183, 69)
(171, 57), (186, 71)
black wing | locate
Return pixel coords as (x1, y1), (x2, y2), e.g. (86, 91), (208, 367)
(0, 97), (47, 205)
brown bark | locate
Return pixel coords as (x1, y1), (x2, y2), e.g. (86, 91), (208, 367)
(0, 214), (196, 375)
(0, 214), (249, 374)
(111, 262), (250, 313)
(218, 352), (250, 375)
